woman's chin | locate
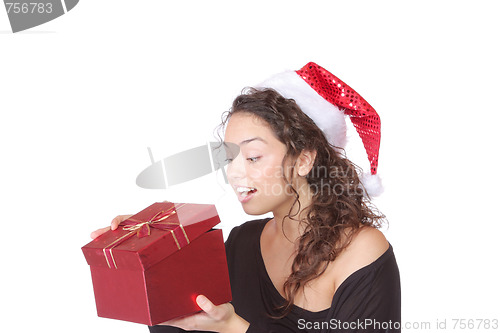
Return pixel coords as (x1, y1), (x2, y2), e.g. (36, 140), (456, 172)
(241, 202), (270, 216)
(242, 207), (266, 216)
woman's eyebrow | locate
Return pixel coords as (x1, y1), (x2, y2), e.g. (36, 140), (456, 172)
(239, 137), (267, 145)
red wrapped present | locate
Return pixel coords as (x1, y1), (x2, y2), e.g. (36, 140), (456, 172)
(81, 202), (232, 325)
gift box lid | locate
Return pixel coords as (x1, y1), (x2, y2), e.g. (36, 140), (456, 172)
(82, 202), (221, 271)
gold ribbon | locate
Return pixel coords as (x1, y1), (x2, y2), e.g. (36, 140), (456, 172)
(103, 203), (189, 269)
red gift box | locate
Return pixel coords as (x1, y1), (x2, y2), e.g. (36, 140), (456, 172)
(81, 202), (232, 325)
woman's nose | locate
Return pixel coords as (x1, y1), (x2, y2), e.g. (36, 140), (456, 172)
(226, 151), (245, 182)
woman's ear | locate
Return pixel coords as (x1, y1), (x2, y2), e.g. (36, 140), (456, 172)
(297, 150), (317, 177)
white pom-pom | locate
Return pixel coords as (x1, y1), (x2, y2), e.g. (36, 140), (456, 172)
(360, 173), (384, 197)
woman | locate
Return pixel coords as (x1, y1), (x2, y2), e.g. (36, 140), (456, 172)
(91, 63), (401, 332)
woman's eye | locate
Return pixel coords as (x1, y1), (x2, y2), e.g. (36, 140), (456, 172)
(225, 158), (234, 163)
(247, 156), (260, 163)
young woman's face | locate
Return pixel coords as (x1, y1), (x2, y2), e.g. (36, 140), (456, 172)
(224, 112), (297, 216)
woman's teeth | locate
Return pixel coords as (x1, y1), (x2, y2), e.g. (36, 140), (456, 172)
(236, 186), (256, 196)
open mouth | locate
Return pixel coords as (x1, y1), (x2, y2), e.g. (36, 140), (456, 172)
(236, 186), (257, 198)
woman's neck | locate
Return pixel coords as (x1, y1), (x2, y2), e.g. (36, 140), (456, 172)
(271, 194), (313, 244)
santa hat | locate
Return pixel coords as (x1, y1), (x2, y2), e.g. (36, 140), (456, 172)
(257, 62), (383, 197)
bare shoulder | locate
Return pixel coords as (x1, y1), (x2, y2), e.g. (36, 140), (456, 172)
(345, 226), (389, 265)
(322, 226), (390, 295)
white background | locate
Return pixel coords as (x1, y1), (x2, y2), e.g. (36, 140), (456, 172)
(1, 1), (499, 332)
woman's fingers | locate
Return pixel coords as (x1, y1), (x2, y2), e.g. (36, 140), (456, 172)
(195, 295), (233, 322)
(196, 295), (218, 318)
(111, 214), (133, 230)
(90, 226), (110, 240)
(90, 214), (133, 239)
(159, 297), (248, 332)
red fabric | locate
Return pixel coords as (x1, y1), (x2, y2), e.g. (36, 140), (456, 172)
(296, 62), (381, 175)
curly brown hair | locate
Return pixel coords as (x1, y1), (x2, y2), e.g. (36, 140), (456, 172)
(219, 87), (385, 316)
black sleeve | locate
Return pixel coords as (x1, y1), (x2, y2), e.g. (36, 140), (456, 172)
(224, 220), (285, 333)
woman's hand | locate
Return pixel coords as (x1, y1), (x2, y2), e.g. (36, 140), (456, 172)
(90, 214), (133, 239)
(161, 295), (249, 333)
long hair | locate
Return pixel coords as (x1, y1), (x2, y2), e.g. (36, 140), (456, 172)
(219, 87), (385, 316)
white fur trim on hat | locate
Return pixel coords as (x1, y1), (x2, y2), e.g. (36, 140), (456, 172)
(256, 71), (347, 149)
